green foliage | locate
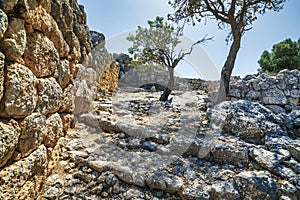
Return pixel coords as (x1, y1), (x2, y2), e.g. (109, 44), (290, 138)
(127, 16), (183, 68)
(258, 38), (300, 73)
(127, 16), (211, 101)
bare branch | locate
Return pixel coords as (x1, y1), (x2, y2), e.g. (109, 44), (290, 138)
(177, 34), (214, 63)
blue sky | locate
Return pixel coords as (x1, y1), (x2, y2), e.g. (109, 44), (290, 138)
(78, 0), (300, 79)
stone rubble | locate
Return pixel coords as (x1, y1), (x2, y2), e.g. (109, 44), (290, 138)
(39, 85), (300, 200)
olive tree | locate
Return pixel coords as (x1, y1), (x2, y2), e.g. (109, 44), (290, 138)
(169, 0), (286, 102)
(127, 16), (211, 101)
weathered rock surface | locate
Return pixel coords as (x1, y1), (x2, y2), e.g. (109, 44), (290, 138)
(229, 69), (300, 113)
(56, 59), (71, 88)
(210, 181), (240, 200)
(212, 140), (249, 166)
(2, 17), (26, 63)
(24, 32), (60, 77)
(278, 180), (299, 199)
(16, 112), (46, 158)
(23, 6), (70, 58)
(234, 170), (278, 200)
(0, 145), (47, 200)
(36, 77), (63, 115)
(287, 141), (300, 162)
(87, 30), (120, 94)
(249, 148), (287, 171)
(60, 83), (74, 113)
(0, 0), (18, 13)
(44, 113), (63, 148)
(208, 100), (282, 143)
(98, 61), (119, 95)
(146, 171), (183, 193)
(0, 0), (299, 199)
(0, 63), (37, 118)
(262, 88), (287, 105)
(0, 120), (20, 167)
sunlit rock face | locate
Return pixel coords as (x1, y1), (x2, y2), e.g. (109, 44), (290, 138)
(0, 0), (91, 199)
(229, 69), (300, 113)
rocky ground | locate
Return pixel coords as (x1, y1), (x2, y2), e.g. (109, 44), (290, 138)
(38, 87), (300, 200)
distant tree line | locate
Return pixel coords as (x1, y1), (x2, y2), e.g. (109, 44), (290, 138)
(258, 38), (300, 73)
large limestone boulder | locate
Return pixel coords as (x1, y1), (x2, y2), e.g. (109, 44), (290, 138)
(36, 78), (63, 115)
(208, 100), (283, 144)
(22, 5), (69, 58)
(261, 88), (287, 105)
(212, 140), (249, 166)
(0, 63), (38, 118)
(1, 17), (26, 63)
(0, 145), (47, 200)
(60, 83), (74, 113)
(249, 148), (287, 171)
(0, 120), (20, 167)
(55, 59), (71, 88)
(287, 141), (300, 162)
(146, 171), (183, 193)
(50, 0), (74, 34)
(43, 113), (63, 148)
(209, 181), (240, 200)
(16, 112), (46, 158)
(73, 77), (96, 114)
(234, 170), (278, 199)
(98, 61), (120, 95)
(24, 32), (60, 77)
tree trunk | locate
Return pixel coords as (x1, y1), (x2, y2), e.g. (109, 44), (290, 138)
(159, 67), (174, 101)
(217, 33), (241, 103)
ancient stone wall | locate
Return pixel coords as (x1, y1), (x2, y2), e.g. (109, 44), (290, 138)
(118, 65), (168, 89)
(229, 69), (300, 113)
(87, 31), (119, 95)
(0, 0), (91, 199)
